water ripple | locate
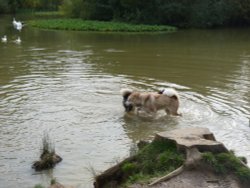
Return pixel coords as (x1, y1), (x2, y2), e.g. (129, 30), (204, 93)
(1, 28), (250, 188)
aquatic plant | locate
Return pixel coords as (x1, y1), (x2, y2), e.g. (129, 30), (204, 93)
(29, 19), (177, 32)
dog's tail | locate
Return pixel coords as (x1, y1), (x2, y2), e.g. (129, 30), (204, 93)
(120, 88), (133, 99)
(159, 88), (179, 100)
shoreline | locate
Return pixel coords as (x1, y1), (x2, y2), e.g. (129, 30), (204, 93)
(94, 127), (250, 188)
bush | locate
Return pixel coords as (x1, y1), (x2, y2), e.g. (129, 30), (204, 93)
(0, 0), (9, 13)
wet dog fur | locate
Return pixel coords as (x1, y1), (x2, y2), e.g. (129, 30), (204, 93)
(121, 88), (180, 116)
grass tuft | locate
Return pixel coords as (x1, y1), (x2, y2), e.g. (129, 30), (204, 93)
(34, 184), (44, 188)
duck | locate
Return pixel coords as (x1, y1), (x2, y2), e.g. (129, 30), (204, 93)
(1, 35), (7, 43)
(14, 37), (21, 44)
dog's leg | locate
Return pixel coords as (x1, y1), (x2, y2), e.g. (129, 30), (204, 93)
(135, 107), (142, 115)
(167, 98), (180, 116)
(144, 95), (157, 114)
(165, 108), (170, 115)
(167, 107), (181, 116)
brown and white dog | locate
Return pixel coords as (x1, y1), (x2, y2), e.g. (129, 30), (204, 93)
(121, 88), (180, 116)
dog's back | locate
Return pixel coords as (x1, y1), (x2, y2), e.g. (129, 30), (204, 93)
(155, 88), (180, 115)
(159, 88), (179, 100)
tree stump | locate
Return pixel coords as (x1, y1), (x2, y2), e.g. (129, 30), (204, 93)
(149, 127), (229, 186)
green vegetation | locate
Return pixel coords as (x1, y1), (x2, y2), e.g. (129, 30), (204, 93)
(34, 184), (44, 188)
(120, 140), (184, 186)
(33, 178), (57, 188)
(50, 178), (57, 185)
(202, 152), (250, 183)
(29, 19), (177, 32)
(2, 0), (250, 28)
(33, 11), (64, 18)
(59, 0), (250, 28)
(0, 0), (63, 14)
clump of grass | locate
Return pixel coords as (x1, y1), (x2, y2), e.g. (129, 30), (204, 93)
(29, 19), (177, 32)
(122, 162), (138, 175)
(121, 140), (184, 185)
(50, 178), (57, 185)
(202, 152), (250, 183)
(33, 178), (57, 188)
(34, 184), (44, 188)
(32, 133), (62, 171)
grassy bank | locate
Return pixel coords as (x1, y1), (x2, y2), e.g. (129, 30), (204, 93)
(121, 140), (184, 186)
(95, 139), (250, 187)
(29, 19), (177, 32)
(94, 140), (184, 187)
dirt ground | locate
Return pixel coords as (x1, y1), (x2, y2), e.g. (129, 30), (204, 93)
(129, 168), (246, 188)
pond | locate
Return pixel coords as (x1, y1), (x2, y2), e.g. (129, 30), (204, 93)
(0, 15), (249, 188)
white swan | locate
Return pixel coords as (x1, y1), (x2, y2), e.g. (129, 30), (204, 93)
(1, 35), (7, 43)
(13, 18), (23, 31)
(16, 21), (23, 31)
(13, 18), (18, 28)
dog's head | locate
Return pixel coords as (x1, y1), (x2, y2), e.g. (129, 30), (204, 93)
(120, 89), (134, 112)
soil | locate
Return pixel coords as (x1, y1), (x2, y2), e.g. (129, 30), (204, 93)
(130, 168), (246, 188)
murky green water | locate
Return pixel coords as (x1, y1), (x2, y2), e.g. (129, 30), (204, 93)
(0, 15), (249, 188)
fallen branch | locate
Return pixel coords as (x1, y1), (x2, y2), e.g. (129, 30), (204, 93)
(149, 147), (202, 186)
(149, 165), (184, 186)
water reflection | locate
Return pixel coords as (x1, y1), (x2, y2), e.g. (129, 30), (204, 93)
(0, 15), (250, 188)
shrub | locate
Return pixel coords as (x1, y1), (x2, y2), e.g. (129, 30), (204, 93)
(59, 0), (250, 28)
(0, 0), (9, 13)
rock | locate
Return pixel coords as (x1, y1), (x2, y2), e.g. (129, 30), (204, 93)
(32, 152), (62, 171)
(94, 156), (136, 188)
